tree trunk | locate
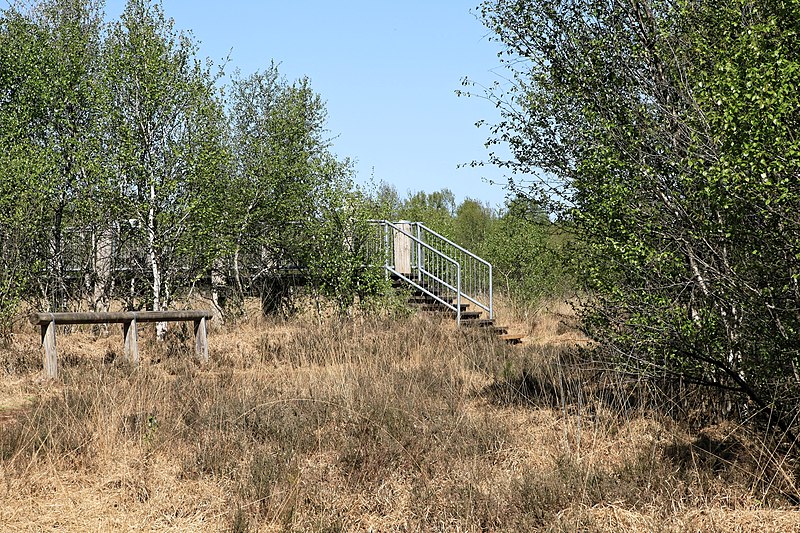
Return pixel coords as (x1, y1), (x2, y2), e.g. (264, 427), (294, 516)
(211, 256), (227, 322)
(149, 183), (167, 339)
(49, 203), (66, 312)
(93, 226), (113, 313)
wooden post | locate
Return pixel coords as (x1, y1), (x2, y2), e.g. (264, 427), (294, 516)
(40, 318), (58, 379)
(394, 221), (412, 275)
(194, 317), (208, 362)
(123, 318), (139, 366)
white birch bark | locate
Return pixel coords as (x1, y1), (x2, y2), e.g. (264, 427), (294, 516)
(149, 182), (167, 339)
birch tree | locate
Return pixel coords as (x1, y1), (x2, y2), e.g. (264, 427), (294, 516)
(0, 0), (108, 316)
(104, 0), (226, 336)
(0, 9), (47, 333)
(478, 0), (800, 436)
(223, 66), (354, 316)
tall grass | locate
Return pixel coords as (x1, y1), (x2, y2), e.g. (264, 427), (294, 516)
(0, 306), (798, 531)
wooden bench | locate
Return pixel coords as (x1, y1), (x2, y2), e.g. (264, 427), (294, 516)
(29, 310), (213, 378)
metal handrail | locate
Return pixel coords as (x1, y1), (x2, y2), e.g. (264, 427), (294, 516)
(414, 222), (493, 320)
(367, 220), (493, 323)
(381, 221), (458, 270)
(415, 223), (492, 267)
(376, 221), (462, 324)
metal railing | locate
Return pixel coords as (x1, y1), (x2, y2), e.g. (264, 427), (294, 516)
(414, 222), (493, 319)
(368, 220), (492, 322)
(370, 220), (462, 323)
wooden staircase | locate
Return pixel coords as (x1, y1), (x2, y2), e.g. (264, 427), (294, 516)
(392, 275), (524, 345)
(371, 220), (523, 345)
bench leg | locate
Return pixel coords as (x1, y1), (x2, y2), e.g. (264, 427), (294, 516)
(123, 318), (139, 366)
(41, 320), (57, 379)
(194, 317), (208, 363)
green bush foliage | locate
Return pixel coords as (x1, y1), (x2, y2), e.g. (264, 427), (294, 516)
(476, 0), (800, 437)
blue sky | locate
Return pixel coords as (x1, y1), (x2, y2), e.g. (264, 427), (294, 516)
(102, 1), (514, 208)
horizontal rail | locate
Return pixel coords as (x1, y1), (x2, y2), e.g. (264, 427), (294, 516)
(30, 310), (213, 326)
(416, 223), (492, 268)
(381, 221), (459, 265)
(387, 268), (457, 314)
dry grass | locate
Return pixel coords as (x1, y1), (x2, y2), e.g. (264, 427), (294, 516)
(1, 301), (799, 531)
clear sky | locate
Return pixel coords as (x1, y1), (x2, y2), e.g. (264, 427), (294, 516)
(101, 0), (513, 208)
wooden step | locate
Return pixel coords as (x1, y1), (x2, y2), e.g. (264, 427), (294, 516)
(459, 319), (506, 334)
(462, 318), (495, 328)
(408, 287), (444, 298)
(459, 320), (519, 343)
(416, 303), (469, 313)
(407, 294), (456, 305)
(410, 286), (450, 297)
(407, 295), (435, 305)
(392, 276), (522, 344)
(471, 327), (510, 336)
(498, 333), (525, 345)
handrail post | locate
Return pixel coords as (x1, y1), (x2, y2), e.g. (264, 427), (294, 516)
(415, 222), (422, 283)
(489, 264), (493, 320)
(456, 264), (461, 326)
(383, 222), (389, 278)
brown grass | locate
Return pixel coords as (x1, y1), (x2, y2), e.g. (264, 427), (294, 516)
(0, 301), (798, 531)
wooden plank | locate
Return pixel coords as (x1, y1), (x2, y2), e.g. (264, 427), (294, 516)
(499, 333), (525, 345)
(40, 319), (57, 379)
(463, 319), (495, 328)
(194, 317), (208, 363)
(29, 310), (213, 326)
(123, 319), (139, 366)
(393, 222), (413, 275)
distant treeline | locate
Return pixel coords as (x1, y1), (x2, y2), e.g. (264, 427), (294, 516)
(367, 184), (571, 307)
